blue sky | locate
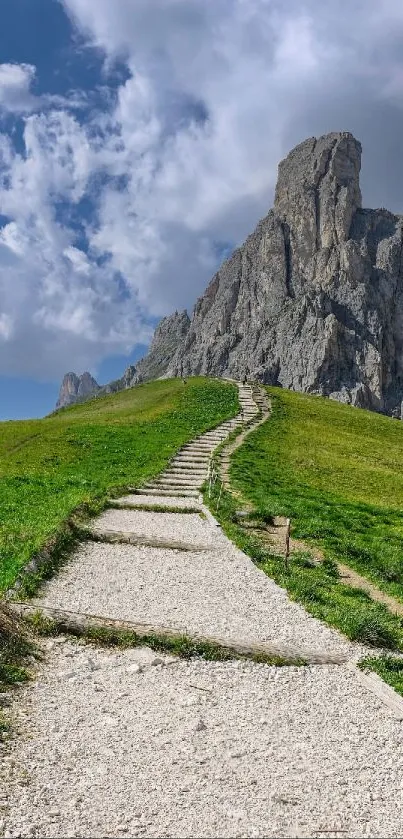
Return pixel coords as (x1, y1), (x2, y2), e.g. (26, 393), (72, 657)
(1, 0), (403, 419)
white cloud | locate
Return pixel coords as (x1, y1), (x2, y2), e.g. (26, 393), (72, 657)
(63, 246), (91, 275)
(1, 0), (403, 380)
(0, 62), (87, 115)
(0, 63), (37, 113)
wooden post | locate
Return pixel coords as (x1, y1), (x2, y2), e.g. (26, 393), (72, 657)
(285, 518), (291, 571)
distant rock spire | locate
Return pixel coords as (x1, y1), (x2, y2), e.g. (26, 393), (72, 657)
(54, 310), (191, 409)
(56, 371), (100, 409)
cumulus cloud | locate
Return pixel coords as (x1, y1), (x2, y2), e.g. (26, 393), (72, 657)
(0, 63), (38, 113)
(1, 0), (403, 379)
(0, 61), (87, 115)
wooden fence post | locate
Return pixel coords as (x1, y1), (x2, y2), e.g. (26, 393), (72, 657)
(285, 518), (291, 571)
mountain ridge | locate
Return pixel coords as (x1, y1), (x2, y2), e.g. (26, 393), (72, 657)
(56, 131), (403, 418)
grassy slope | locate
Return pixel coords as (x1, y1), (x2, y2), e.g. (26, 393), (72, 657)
(0, 377), (238, 591)
(208, 482), (403, 652)
(231, 388), (403, 600)
(203, 387), (403, 654)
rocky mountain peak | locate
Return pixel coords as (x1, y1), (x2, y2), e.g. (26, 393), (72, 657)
(55, 132), (403, 418)
(56, 371), (100, 409)
(150, 310), (191, 350)
(274, 132), (362, 255)
(172, 131), (403, 416)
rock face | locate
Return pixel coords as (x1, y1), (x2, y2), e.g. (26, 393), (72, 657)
(136, 311), (191, 382)
(56, 132), (403, 416)
(55, 312), (190, 410)
(172, 131), (403, 415)
(56, 372), (100, 409)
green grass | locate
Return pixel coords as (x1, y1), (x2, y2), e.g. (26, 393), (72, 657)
(359, 655), (403, 697)
(0, 377), (238, 591)
(230, 388), (403, 601)
(206, 479), (403, 651)
(0, 605), (39, 738)
(0, 607), (33, 690)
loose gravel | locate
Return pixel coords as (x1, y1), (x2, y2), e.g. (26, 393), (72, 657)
(92, 509), (214, 548)
(2, 643), (403, 839)
(114, 494), (203, 510)
(34, 540), (357, 655)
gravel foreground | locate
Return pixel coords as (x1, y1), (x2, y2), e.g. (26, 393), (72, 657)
(33, 539), (358, 657)
(2, 642), (403, 839)
(3, 384), (403, 839)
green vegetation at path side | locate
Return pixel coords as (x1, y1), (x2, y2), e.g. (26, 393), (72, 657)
(230, 388), (403, 603)
(359, 656), (403, 698)
(0, 377), (238, 592)
(207, 481), (403, 651)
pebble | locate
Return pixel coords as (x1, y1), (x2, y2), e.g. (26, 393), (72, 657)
(126, 663), (142, 674)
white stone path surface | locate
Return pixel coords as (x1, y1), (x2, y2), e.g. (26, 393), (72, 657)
(2, 384), (403, 838)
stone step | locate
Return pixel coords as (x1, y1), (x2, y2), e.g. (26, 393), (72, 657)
(133, 488), (200, 498)
(142, 486), (202, 495)
(162, 473), (206, 482)
(147, 486), (203, 494)
(185, 446), (215, 450)
(199, 439), (226, 445)
(163, 479), (206, 486)
(181, 449), (215, 455)
(174, 452), (211, 459)
(149, 478), (204, 488)
(110, 495), (202, 512)
(152, 474), (203, 480)
(170, 461), (208, 468)
(183, 442), (216, 449)
(173, 458), (210, 466)
(88, 528), (208, 552)
(171, 460), (209, 467)
(167, 467), (207, 475)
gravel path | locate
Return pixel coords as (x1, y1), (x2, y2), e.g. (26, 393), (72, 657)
(91, 509), (215, 548)
(3, 382), (403, 838)
(114, 494), (203, 510)
(34, 540), (357, 655)
(2, 642), (403, 839)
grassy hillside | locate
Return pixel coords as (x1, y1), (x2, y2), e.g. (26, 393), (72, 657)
(230, 388), (403, 600)
(0, 377), (238, 592)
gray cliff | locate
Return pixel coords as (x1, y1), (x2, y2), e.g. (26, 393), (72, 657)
(56, 372), (100, 409)
(136, 310), (191, 382)
(172, 131), (403, 415)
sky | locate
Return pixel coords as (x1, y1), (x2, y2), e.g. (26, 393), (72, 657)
(2, 1), (403, 419)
